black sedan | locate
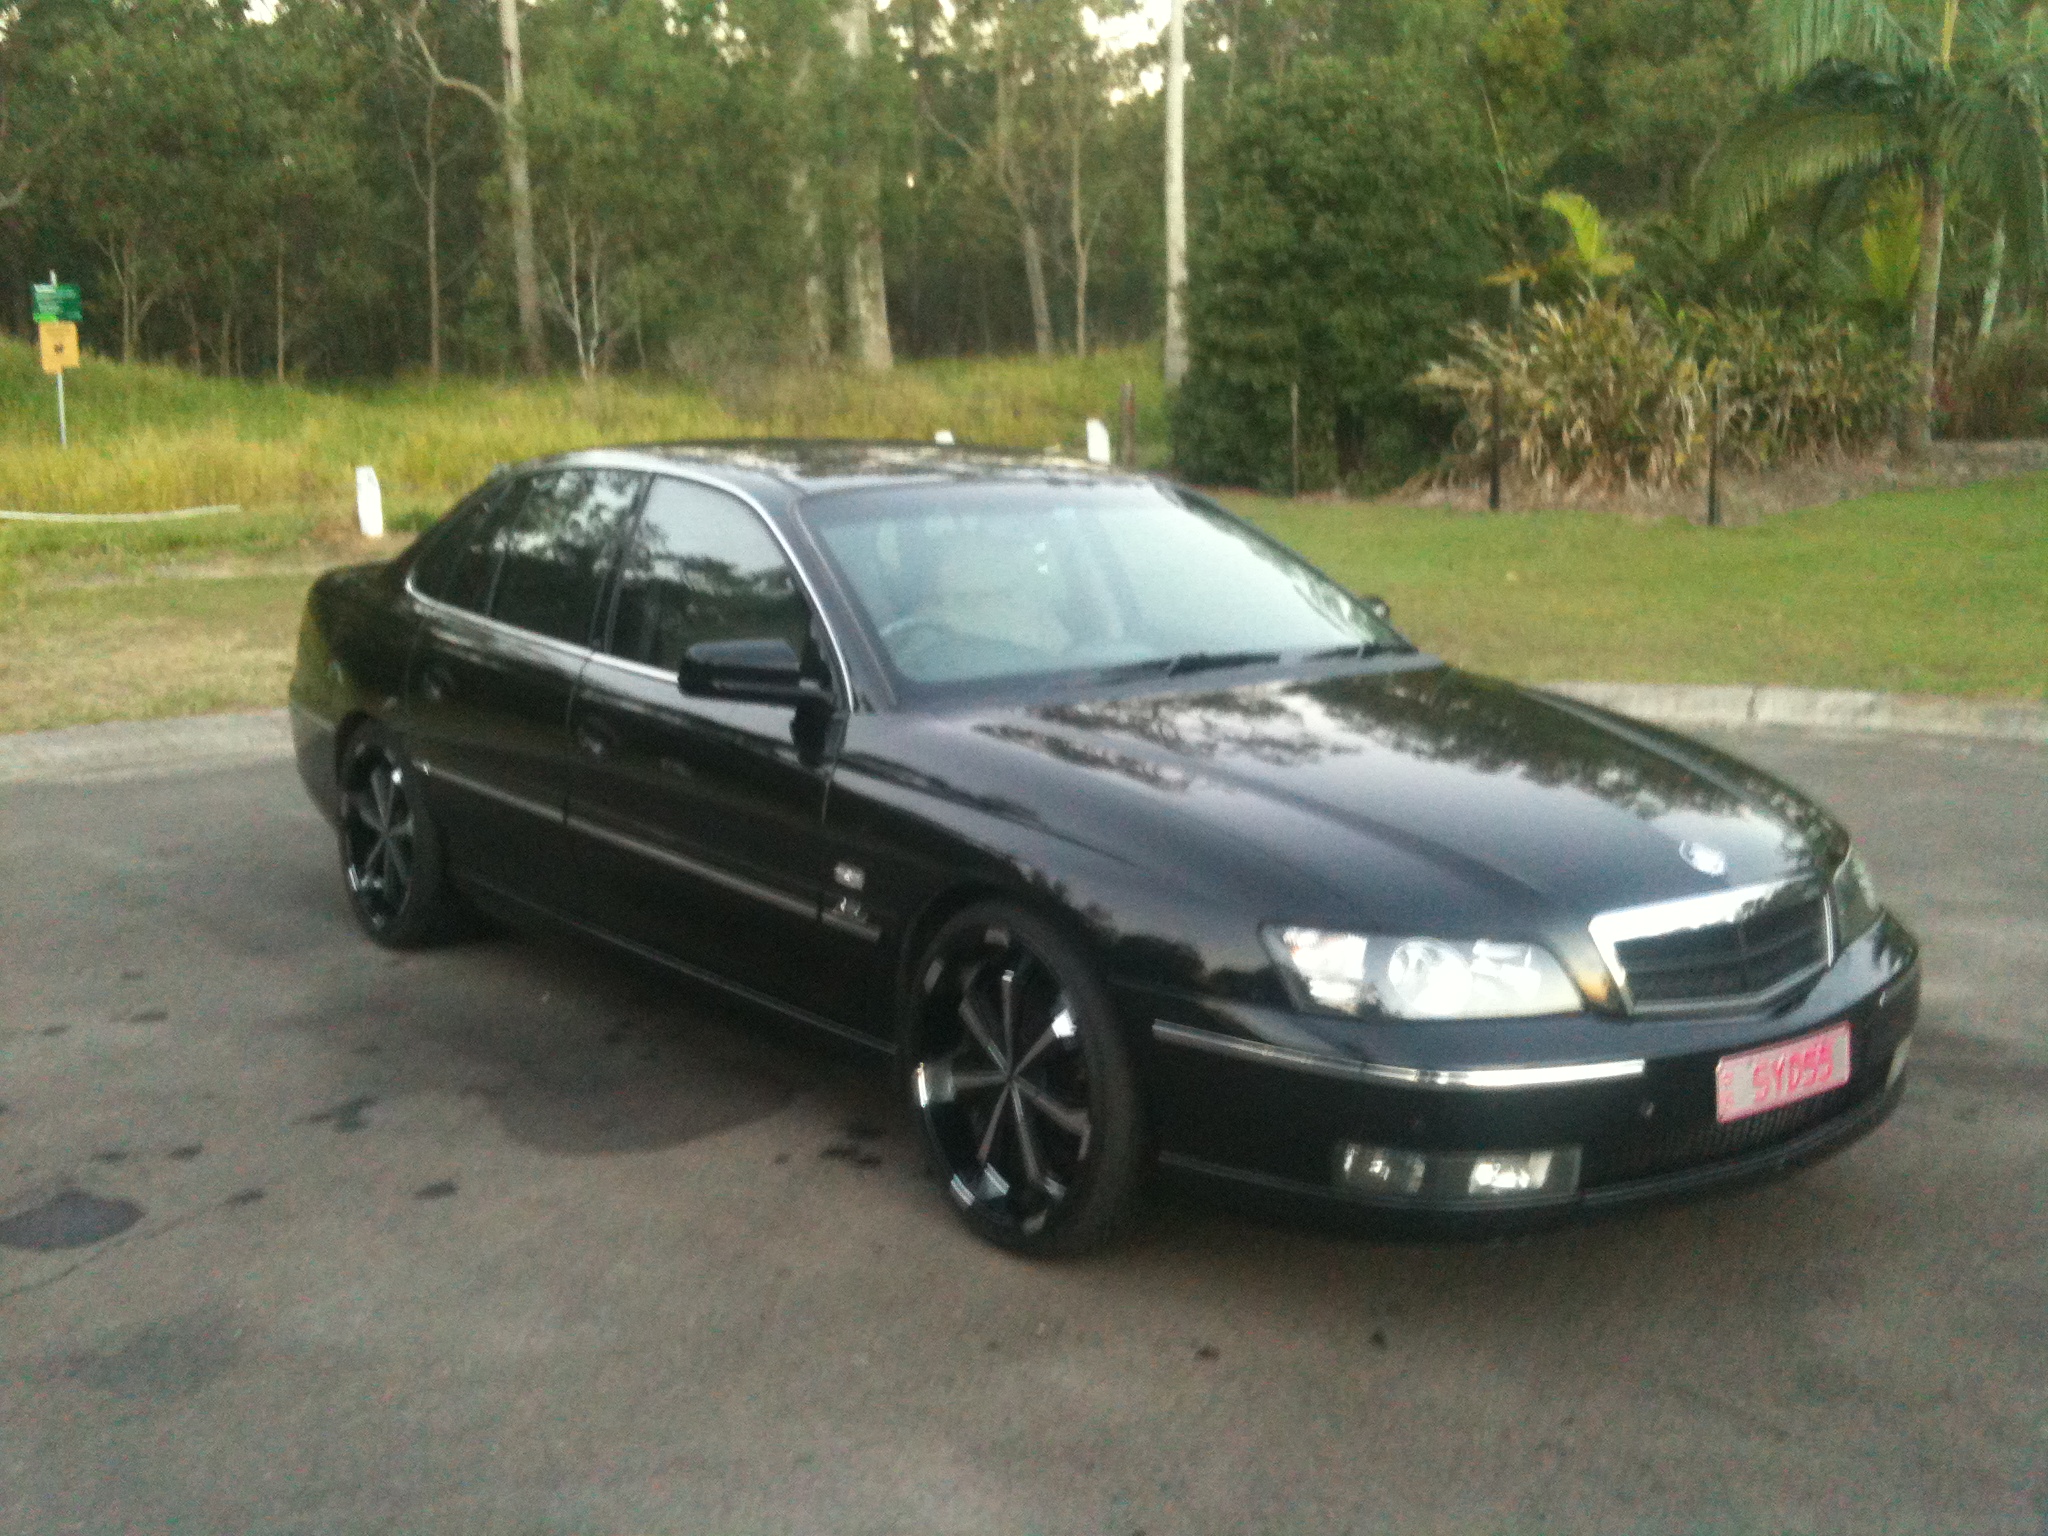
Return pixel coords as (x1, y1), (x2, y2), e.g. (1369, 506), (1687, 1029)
(288, 442), (1918, 1253)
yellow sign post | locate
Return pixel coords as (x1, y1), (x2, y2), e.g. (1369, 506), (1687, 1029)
(32, 273), (81, 446)
(39, 320), (78, 374)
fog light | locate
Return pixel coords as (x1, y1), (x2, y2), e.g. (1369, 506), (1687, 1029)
(1337, 1144), (1427, 1197)
(1466, 1148), (1580, 1197)
(1334, 1142), (1582, 1204)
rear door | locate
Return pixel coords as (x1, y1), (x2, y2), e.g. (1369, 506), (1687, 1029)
(566, 476), (875, 1023)
(404, 467), (646, 904)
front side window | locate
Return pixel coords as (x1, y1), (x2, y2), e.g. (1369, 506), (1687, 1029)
(488, 469), (645, 644)
(607, 477), (811, 672)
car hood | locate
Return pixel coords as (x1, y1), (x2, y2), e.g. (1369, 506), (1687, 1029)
(941, 662), (1843, 928)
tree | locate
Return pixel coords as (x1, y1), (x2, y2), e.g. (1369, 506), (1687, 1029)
(407, 0), (546, 373)
(1700, 0), (2048, 454)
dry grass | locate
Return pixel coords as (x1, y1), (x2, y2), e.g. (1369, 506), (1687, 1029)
(0, 570), (313, 733)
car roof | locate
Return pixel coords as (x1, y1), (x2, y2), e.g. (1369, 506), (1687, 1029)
(527, 439), (1152, 500)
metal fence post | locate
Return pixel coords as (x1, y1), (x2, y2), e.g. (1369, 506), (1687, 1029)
(1119, 380), (1137, 468)
(1707, 378), (1722, 528)
(1289, 380), (1301, 498)
(1488, 377), (1503, 512)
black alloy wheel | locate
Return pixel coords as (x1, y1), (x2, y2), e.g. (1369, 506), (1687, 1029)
(337, 727), (459, 948)
(905, 903), (1144, 1254)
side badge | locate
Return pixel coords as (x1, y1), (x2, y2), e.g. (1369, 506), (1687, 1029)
(1678, 841), (1728, 877)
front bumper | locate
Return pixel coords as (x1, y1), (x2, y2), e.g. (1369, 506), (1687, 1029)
(1132, 916), (1918, 1221)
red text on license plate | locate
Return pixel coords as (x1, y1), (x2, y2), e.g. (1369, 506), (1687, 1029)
(1715, 1022), (1851, 1124)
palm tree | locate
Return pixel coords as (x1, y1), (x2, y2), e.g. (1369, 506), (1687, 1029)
(1700, 0), (2048, 455)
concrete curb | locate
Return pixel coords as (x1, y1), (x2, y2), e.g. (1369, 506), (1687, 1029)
(0, 685), (2041, 787)
(0, 710), (291, 786)
(1544, 683), (2048, 745)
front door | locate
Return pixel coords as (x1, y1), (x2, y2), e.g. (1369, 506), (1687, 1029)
(566, 475), (874, 1024)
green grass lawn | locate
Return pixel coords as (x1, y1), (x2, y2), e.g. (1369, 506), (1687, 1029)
(1231, 475), (2046, 701)
(0, 343), (2039, 732)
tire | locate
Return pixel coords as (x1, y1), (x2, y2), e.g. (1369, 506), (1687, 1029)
(335, 725), (463, 949)
(902, 902), (1146, 1255)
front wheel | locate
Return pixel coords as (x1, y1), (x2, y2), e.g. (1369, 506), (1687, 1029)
(903, 903), (1145, 1255)
(336, 726), (462, 948)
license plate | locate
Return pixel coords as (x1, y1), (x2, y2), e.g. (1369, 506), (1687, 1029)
(1715, 1023), (1851, 1124)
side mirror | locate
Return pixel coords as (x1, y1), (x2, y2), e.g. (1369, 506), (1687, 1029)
(678, 637), (830, 707)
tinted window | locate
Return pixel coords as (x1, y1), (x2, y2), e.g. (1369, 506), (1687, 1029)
(805, 482), (1400, 692)
(411, 478), (521, 612)
(607, 478), (809, 672)
(488, 469), (645, 644)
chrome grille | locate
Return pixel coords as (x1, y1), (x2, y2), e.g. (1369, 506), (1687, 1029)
(1590, 877), (1831, 1014)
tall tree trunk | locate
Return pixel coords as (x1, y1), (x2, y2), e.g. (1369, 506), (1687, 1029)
(1020, 219), (1054, 356)
(787, 48), (832, 365)
(1901, 176), (1946, 458)
(836, 0), (892, 372)
(498, 0), (544, 375)
(425, 92), (443, 377)
(1163, 0), (1188, 386)
(1069, 137), (1090, 358)
(275, 234), (287, 384)
(1978, 221), (2005, 340)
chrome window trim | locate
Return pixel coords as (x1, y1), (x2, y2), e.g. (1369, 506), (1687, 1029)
(565, 811), (815, 921)
(583, 650), (678, 685)
(414, 758), (564, 825)
(406, 582), (598, 666)
(1587, 875), (1832, 1014)
(1150, 1019), (1644, 1090)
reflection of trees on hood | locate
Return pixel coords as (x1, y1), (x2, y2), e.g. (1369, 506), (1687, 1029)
(1033, 688), (1357, 769)
(1311, 670), (1833, 841)
(1018, 666), (1833, 845)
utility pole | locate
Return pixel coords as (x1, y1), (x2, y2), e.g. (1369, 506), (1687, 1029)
(1162, 0), (1187, 387)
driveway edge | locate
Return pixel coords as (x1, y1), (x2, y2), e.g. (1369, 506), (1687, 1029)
(1544, 682), (2048, 744)
(0, 710), (291, 785)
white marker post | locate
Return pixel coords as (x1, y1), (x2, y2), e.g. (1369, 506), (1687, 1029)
(1085, 418), (1112, 464)
(354, 466), (385, 538)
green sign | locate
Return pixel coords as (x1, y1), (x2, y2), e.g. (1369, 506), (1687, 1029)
(32, 283), (82, 324)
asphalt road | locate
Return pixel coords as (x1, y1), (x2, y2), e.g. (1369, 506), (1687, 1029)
(2, 726), (2043, 1535)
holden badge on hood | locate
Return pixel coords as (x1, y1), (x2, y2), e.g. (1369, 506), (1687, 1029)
(1679, 840), (1728, 877)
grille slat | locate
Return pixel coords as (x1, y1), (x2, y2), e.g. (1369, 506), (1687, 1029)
(1614, 891), (1828, 1008)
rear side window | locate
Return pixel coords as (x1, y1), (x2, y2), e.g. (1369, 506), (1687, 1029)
(488, 469), (646, 644)
(607, 477), (810, 672)
(410, 478), (520, 611)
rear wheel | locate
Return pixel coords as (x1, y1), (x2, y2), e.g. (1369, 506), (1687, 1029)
(337, 727), (461, 948)
(903, 903), (1145, 1255)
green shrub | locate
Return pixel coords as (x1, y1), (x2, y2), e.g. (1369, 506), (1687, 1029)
(1171, 55), (1497, 492)
(1948, 322), (2048, 439)
(1415, 297), (1908, 491)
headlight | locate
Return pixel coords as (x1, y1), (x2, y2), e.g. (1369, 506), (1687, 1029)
(1262, 926), (1584, 1019)
(1831, 848), (1882, 946)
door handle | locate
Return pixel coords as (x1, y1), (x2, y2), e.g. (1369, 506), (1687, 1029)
(575, 720), (616, 759)
(420, 665), (453, 704)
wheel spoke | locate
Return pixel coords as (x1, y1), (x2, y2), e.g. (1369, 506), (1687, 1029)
(975, 1086), (1009, 1165)
(370, 768), (394, 830)
(1000, 964), (1023, 1062)
(384, 819), (414, 885)
(1015, 1002), (1075, 1073)
(959, 993), (1007, 1072)
(1016, 1078), (1090, 1141)
(1010, 1083), (1047, 1190)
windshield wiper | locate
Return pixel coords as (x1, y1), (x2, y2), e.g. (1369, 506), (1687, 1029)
(1095, 649), (1284, 682)
(1303, 639), (1408, 661)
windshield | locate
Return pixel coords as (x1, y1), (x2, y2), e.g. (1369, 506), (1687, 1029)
(801, 481), (1404, 697)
